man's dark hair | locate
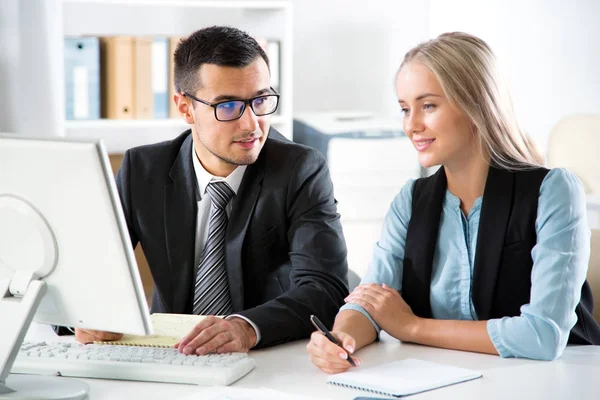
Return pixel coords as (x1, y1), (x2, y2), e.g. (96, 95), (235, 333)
(173, 26), (270, 94)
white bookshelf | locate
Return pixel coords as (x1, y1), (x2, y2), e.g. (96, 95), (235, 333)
(61, 0), (294, 151)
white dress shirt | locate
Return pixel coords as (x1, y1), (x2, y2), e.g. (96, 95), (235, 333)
(191, 145), (261, 346)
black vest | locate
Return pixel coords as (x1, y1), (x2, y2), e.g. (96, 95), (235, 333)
(403, 166), (600, 345)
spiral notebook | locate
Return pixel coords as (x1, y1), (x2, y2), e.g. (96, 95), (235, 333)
(94, 313), (217, 348)
(327, 359), (482, 397)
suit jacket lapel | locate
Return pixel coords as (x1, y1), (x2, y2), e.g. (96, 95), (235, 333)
(472, 166), (513, 320)
(164, 133), (197, 314)
(225, 153), (265, 312)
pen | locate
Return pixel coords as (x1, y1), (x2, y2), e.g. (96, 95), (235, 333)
(310, 314), (356, 367)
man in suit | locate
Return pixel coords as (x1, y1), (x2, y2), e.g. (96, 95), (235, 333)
(72, 26), (349, 353)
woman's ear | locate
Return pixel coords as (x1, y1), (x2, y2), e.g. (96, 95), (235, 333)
(470, 121), (478, 137)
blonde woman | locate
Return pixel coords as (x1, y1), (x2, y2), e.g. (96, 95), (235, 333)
(307, 32), (600, 373)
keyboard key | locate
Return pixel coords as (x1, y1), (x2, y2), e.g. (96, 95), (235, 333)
(12, 341), (255, 386)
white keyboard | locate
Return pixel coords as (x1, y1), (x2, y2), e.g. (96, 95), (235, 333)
(11, 341), (255, 386)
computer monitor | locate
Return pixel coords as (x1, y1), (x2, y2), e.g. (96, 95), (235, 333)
(0, 135), (152, 399)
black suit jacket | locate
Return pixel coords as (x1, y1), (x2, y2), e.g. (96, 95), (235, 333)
(115, 128), (349, 347)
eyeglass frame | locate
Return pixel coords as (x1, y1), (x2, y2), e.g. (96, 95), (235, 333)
(183, 87), (280, 121)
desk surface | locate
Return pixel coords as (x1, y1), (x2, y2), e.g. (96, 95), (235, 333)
(17, 323), (600, 399)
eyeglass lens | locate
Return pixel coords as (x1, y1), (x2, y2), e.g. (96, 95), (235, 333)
(215, 95), (278, 121)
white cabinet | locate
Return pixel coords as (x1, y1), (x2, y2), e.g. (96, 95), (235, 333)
(293, 112), (420, 221)
(293, 112), (421, 278)
(62, 0), (293, 153)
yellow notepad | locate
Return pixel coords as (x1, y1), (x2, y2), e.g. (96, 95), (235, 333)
(94, 313), (218, 348)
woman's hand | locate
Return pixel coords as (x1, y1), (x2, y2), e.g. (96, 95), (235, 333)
(345, 283), (420, 342)
(306, 330), (361, 374)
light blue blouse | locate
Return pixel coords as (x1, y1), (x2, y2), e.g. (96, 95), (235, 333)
(342, 168), (591, 360)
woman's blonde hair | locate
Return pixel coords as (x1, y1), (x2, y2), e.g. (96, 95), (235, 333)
(399, 32), (543, 170)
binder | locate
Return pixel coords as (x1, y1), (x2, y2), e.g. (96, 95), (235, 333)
(64, 37), (100, 120)
(100, 37), (134, 119)
(133, 37), (154, 119)
(152, 37), (169, 119)
(168, 36), (183, 119)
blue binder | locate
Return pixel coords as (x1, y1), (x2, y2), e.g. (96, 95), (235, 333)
(152, 37), (169, 119)
(64, 37), (100, 120)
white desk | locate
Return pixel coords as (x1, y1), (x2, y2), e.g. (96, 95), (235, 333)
(18, 323), (600, 400)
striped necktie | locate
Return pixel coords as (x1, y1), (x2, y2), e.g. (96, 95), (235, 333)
(193, 181), (235, 316)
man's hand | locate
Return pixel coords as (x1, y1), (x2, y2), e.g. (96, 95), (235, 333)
(75, 328), (123, 344)
(174, 316), (257, 355)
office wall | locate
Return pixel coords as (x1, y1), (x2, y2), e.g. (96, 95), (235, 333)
(293, 0), (600, 153)
(292, 0), (430, 118)
(428, 0), (600, 154)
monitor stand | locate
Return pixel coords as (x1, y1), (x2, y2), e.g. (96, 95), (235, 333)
(0, 195), (90, 399)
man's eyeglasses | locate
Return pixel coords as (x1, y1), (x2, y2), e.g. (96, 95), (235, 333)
(183, 88), (280, 122)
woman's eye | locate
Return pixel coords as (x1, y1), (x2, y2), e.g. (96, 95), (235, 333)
(423, 104), (436, 110)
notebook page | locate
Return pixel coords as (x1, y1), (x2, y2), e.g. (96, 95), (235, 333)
(327, 359), (482, 396)
(95, 313), (215, 347)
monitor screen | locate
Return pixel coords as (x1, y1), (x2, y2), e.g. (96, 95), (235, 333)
(0, 135), (152, 336)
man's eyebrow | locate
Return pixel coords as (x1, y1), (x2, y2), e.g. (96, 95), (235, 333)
(212, 88), (272, 103)
(397, 93), (442, 103)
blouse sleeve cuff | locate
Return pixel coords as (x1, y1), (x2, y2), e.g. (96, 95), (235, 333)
(340, 303), (382, 336)
(487, 319), (514, 358)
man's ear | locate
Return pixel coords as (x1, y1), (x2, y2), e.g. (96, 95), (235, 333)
(174, 93), (195, 124)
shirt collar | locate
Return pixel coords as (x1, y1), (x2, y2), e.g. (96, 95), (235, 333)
(191, 144), (247, 199)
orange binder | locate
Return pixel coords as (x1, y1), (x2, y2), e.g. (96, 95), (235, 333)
(133, 37), (153, 119)
(168, 36), (183, 119)
(100, 37), (134, 119)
